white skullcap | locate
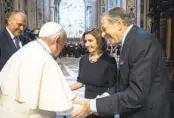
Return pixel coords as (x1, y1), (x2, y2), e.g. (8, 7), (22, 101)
(39, 22), (63, 37)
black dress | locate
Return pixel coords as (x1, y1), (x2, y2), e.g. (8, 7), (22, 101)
(77, 52), (117, 118)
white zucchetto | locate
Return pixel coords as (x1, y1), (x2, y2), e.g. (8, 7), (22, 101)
(39, 22), (63, 37)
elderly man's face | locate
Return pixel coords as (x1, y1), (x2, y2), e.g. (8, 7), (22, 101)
(101, 15), (122, 45)
(8, 13), (26, 37)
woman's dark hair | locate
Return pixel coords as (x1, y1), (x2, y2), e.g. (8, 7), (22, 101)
(82, 28), (107, 51)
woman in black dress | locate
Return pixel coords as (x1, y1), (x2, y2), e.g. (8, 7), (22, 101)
(70, 28), (117, 118)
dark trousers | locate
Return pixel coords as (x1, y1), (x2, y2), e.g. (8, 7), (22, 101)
(85, 114), (114, 118)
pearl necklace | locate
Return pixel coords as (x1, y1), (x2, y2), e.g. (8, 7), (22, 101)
(89, 52), (103, 63)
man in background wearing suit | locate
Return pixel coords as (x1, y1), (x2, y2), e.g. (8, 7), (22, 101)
(71, 7), (174, 118)
(0, 10), (27, 71)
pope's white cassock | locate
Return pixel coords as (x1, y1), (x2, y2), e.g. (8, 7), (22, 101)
(0, 39), (80, 118)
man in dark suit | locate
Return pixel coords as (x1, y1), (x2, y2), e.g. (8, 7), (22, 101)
(0, 10), (27, 71)
(71, 7), (174, 118)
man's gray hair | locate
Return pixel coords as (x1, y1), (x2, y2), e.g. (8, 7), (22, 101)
(104, 7), (132, 26)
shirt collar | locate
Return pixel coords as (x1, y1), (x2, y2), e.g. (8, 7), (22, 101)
(37, 39), (52, 55)
(6, 27), (15, 39)
(121, 25), (133, 47)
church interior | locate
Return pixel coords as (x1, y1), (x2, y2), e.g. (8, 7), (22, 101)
(0, 0), (174, 92)
(0, 0), (174, 118)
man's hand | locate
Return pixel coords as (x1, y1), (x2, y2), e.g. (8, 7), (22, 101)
(71, 99), (91, 118)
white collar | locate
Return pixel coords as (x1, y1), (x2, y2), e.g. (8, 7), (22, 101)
(121, 25), (133, 47)
(37, 39), (52, 55)
(6, 27), (15, 39)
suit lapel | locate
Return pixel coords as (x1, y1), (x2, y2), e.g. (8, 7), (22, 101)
(117, 26), (138, 91)
(3, 29), (18, 51)
(118, 25), (139, 81)
(119, 25), (138, 62)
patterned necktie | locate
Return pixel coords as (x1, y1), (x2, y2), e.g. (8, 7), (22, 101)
(14, 37), (20, 49)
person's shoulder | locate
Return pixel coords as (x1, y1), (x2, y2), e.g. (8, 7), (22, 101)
(0, 31), (2, 39)
(131, 26), (150, 39)
(0, 28), (6, 36)
(0, 29), (8, 45)
(129, 26), (154, 45)
(0, 28), (2, 33)
(101, 52), (116, 64)
(102, 52), (114, 58)
(0, 28), (11, 41)
(128, 26), (158, 54)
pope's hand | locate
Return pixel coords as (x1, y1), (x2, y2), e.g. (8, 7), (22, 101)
(71, 99), (91, 118)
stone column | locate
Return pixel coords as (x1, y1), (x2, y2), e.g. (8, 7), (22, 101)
(96, 0), (100, 27)
(105, 0), (109, 11)
(98, 0), (102, 22)
(36, 0), (44, 28)
(160, 13), (167, 53)
(172, 13), (174, 58)
(136, 0), (141, 27)
(26, 0), (37, 29)
(43, 0), (50, 23)
(54, 0), (60, 23)
(84, 0), (91, 30)
(87, 0), (92, 30)
(27, 0), (32, 28)
(19, 0), (24, 11)
(113, 0), (117, 7)
(84, 0), (87, 30)
(142, 0), (149, 30)
(50, 0), (55, 21)
(0, 0), (5, 28)
(32, 0), (37, 28)
(166, 17), (172, 59)
(150, 7), (160, 38)
(107, 0), (110, 9)
(13, 0), (19, 9)
(122, 0), (127, 9)
(91, 0), (97, 28)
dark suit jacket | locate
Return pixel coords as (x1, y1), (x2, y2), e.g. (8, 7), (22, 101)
(0, 28), (30, 71)
(96, 26), (174, 118)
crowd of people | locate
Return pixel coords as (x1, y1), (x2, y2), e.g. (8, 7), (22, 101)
(59, 41), (121, 59)
(0, 7), (174, 118)
(59, 42), (87, 58)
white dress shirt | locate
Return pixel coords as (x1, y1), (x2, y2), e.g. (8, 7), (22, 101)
(6, 27), (22, 48)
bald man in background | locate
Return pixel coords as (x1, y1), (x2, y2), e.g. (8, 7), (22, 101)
(0, 10), (28, 71)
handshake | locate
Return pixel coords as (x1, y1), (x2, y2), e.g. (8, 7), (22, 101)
(60, 94), (106, 118)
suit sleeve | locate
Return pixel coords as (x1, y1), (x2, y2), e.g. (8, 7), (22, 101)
(96, 36), (159, 116)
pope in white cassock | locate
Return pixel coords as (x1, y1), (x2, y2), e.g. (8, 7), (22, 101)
(0, 22), (80, 118)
